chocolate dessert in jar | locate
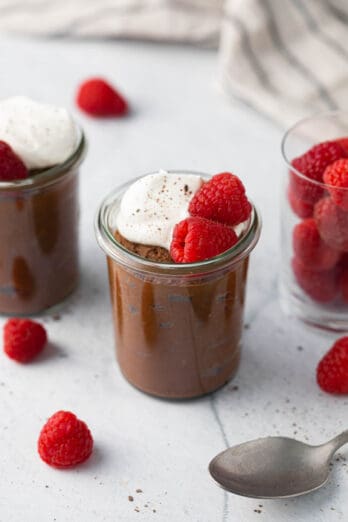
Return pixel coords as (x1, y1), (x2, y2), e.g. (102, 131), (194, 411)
(96, 170), (261, 399)
(0, 97), (85, 315)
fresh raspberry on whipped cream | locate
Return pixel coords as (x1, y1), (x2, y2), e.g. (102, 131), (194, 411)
(113, 170), (251, 263)
(170, 217), (238, 263)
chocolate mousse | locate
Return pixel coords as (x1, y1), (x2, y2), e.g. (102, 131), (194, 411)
(96, 170), (261, 398)
(114, 230), (173, 263)
(0, 97), (84, 315)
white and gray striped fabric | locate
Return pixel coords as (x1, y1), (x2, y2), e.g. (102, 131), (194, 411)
(0, 0), (347, 126)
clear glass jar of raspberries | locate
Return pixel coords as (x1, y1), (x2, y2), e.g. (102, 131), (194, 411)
(280, 111), (348, 330)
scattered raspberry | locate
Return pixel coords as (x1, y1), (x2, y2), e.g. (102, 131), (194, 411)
(317, 337), (348, 394)
(76, 77), (128, 117)
(189, 172), (251, 226)
(170, 216), (238, 263)
(3, 318), (47, 363)
(292, 218), (339, 271)
(314, 197), (348, 251)
(291, 257), (338, 303)
(290, 141), (345, 203)
(323, 159), (348, 210)
(336, 137), (348, 155)
(287, 186), (314, 218)
(0, 141), (28, 181)
(38, 411), (93, 468)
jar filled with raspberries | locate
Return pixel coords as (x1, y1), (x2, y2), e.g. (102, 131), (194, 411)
(280, 111), (348, 330)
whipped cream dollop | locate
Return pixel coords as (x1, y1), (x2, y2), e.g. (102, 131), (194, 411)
(114, 171), (203, 250)
(0, 96), (79, 169)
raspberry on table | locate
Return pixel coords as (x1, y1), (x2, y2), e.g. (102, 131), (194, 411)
(38, 410), (93, 468)
(291, 257), (338, 303)
(76, 77), (128, 117)
(3, 318), (47, 363)
(0, 141), (28, 181)
(290, 140), (345, 204)
(323, 158), (348, 210)
(188, 172), (252, 226)
(287, 186), (314, 218)
(170, 216), (238, 263)
(314, 197), (348, 251)
(317, 337), (348, 394)
(292, 218), (339, 271)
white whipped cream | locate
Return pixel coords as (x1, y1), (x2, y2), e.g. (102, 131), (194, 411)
(0, 96), (79, 169)
(115, 171), (203, 250)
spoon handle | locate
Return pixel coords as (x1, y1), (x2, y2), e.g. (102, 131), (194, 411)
(325, 430), (348, 455)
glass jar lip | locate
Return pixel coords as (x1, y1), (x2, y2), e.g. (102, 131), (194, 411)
(95, 170), (261, 277)
(0, 126), (86, 191)
(281, 109), (348, 192)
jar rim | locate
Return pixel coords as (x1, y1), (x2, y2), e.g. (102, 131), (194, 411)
(0, 127), (86, 191)
(281, 109), (348, 191)
(95, 171), (261, 278)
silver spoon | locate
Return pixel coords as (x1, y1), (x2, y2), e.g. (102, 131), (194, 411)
(209, 431), (348, 499)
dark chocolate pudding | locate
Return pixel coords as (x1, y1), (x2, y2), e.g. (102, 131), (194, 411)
(109, 232), (248, 398)
(96, 171), (261, 399)
(0, 138), (85, 315)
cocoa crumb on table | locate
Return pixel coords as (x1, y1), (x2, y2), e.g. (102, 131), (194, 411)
(128, 495), (134, 502)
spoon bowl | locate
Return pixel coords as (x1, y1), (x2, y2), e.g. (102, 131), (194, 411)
(209, 431), (348, 499)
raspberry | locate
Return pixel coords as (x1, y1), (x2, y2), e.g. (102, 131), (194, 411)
(38, 411), (93, 468)
(170, 216), (238, 263)
(3, 318), (47, 363)
(292, 218), (339, 271)
(0, 141), (28, 181)
(76, 77), (128, 117)
(336, 137), (348, 155)
(290, 141), (345, 203)
(189, 172), (251, 226)
(314, 197), (348, 251)
(341, 266), (348, 303)
(291, 257), (338, 303)
(339, 253), (348, 269)
(287, 186), (314, 218)
(323, 159), (348, 210)
(317, 337), (348, 394)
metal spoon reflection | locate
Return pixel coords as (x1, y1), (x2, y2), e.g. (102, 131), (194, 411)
(209, 431), (348, 499)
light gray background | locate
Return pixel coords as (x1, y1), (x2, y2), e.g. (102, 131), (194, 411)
(0, 36), (347, 521)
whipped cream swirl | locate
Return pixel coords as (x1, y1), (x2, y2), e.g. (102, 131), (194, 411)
(115, 171), (203, 250)
(0, 96), (79, 169)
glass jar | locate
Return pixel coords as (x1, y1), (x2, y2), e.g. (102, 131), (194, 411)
(96, 172), (261, 399)
(0, 132), (86, 315)
(280, 111), (348, 330)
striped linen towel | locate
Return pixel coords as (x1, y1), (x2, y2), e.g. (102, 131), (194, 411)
(221, 0), (348, 126)
(0, 0), (347, 126)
